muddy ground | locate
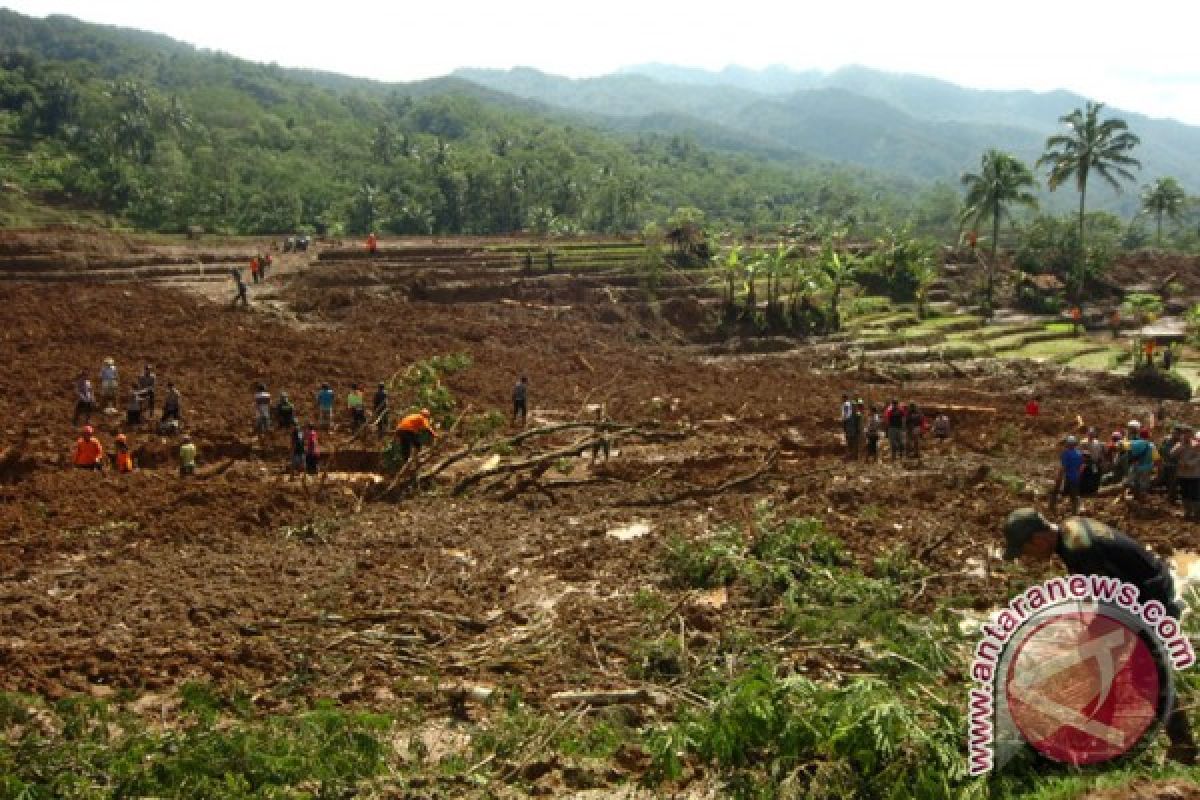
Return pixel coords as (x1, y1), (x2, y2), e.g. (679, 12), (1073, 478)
(1, 232), (1198, 793)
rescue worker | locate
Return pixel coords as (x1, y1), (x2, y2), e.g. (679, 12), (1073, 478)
(114, 433), (134, 473)
(72, 425), (104, 471)
(1125, 420), (1156, 504)
(232, 268), (249, 308)
(367, 232), (378, 254)
(126, 382), (146, 427)
(162, 382), (182, 424)
(290, 423), (306, 474)
(304, 423), (320, 475)
(99, 357), (119, 411)
(347, 383), (366, 432)
(373, 382), (390, 438)
(1003, 508), (1197, 764)
(394, 408), (437, 464)
(250, 255), (261, 284)
(512, 375), (528, 427)
(253, 383), (272, 433)
(72, 369), (95, 426)
(1050, 435), (1084, 515)
(885, 399), (904, 460)
(316, 383), (335, 430)
(276, 392), (296, 430)
(138, 365), (157, 419)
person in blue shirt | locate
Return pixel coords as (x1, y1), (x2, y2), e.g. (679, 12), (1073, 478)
(1124, 420), (1156, 504)
(316, 382), (336, 430)
(1052, 434), (1084, 514)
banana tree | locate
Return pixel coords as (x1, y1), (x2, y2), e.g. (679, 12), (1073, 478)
(819, 240), (857, 331)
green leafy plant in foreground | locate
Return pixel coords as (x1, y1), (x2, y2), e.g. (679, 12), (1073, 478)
(0, 693), (391, 800)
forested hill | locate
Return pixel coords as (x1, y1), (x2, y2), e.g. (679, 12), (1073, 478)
(457, 65), (1200, 210)
(0, 10), (937, 236)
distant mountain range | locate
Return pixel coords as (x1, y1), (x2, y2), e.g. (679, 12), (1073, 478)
(455, 64), (1200, 215)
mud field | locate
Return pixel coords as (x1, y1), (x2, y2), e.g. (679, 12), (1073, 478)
(1, 231), (1198, 795)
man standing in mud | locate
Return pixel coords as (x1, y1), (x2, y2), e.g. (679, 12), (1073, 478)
(138, 365), (157, 420)
(373, 382), (390, 439)
(885, 399), (905, 461)
(512, 375), (528, 427)
(72, 369), (95, 427)
(1002, 508), (1197, 763)
(231, 268), (248, 308)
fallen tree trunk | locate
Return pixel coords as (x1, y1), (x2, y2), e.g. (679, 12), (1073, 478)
(452, 427), (689, 496)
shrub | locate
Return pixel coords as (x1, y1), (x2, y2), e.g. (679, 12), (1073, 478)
(1127, 364), (1192, 400)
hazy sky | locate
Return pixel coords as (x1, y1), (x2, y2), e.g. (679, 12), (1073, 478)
(6, 0), (1200, 125)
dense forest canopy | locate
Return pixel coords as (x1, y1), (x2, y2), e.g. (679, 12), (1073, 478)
(0, 10), (957, 238)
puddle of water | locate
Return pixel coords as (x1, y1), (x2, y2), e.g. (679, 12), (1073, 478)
(607, 521), (652, 541)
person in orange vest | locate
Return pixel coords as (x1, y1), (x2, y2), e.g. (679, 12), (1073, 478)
(72, 425), (104, 471)
(1144, 337), (1157, 366)
(394, 408), (437, 464)
(114, 433), (134, 473)
(250, 255), (261, 285)
(1070, 305), (1082, 335)
(367, 232), (378, 254)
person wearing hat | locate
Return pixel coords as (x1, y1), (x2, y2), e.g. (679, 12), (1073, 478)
(71, 425), (104, 471)
(99, 357), (119, 411)
(394, 408), (437, 465)
(178, 434), (197, 477)
(1051, 435), (1084, 514)
(114, 433), (134, 473)
(1002, 508), (1196, 763)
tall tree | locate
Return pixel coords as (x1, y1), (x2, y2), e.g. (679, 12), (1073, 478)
(1037, 101), (1140, 296)
(960, 149), (1039, 317)
(1140, 177), (1187, 246)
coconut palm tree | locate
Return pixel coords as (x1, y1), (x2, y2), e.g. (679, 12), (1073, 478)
(960, 150), (1039, 317)
(1037, 101), (1141, 297)
(1141, 177), (1187, 246)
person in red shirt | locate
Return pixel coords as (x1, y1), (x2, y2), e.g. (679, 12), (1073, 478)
(1025, 395), (1041, 417)
(72, 426), (104, 471)
(367, 232), (378, 254)
(250, 256), (261, 285)
(394, 408), (437, 464)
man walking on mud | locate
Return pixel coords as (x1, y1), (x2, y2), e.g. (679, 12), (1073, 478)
(231, 268), (249, 308)
(885, 399), (905, 461)
(1003, 508), (1198, 764)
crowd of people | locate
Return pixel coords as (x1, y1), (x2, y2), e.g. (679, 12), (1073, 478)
(69, 358), (536, 478)
(1051, 414), (1200, 518)
(839, 394), (951, 463)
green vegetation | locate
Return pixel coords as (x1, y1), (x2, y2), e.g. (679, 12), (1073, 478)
(0, 690), (391, 799)
(1141, 177), (1187, 245)
(960, 149), (1039, 316)
(0, 11), (930, 238)
(1037, 101), (1141, 296)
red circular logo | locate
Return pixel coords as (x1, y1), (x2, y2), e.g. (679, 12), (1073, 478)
(1005, 611), (1162, 765)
